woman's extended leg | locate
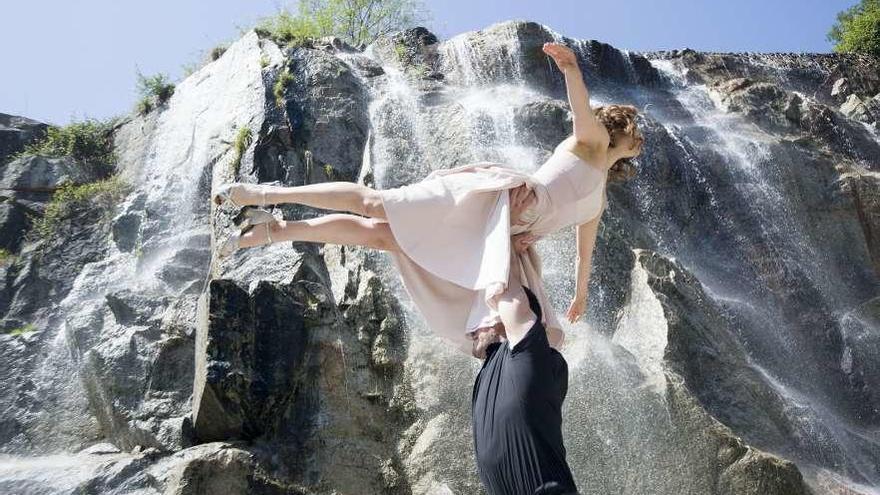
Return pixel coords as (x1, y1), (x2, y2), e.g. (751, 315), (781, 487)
(238, 214), (400, 252)
(227, 182), (388, 219)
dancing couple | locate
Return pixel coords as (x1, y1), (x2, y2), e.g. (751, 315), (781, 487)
(211, 41), (644, 495)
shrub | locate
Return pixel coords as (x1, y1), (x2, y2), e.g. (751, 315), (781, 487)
(16, 118), (117, 170)
(255, 8), (322, 47)
(231, 126), (254, 175)
(828, 0), (880, 56)
(253, 0), (431, 49)
(394, 41), (409, 61)
(274, 66), (295, 108)
(136, 97), (154, 115)
(28, 175), (131, 242)
(0, 248), (15, 266)
(6, 323), (37, 336)
(135, 70), (175, 114)
(210, 44), (228, 61)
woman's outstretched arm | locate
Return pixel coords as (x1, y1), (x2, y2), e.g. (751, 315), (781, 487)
(543, 43), (610, 149)
(566, 193), (606, 323)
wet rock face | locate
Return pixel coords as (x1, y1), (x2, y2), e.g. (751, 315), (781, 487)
(192, 278), (309, 442)
(707, 77), (880, 162)
(837, 169), (880, 277)
(262, 46), (371, 189)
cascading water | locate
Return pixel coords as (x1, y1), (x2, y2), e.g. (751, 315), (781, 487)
(335, 25), (794, 494)
(2, 18), (877, 494)
(338, 23), (880, 494)
(0, 30), (282, 491)
(640, 56), (880, 492)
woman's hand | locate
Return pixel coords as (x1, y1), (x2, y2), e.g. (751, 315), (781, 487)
(511, 232), (538, 254)
(510, 183), (537, 226)
(565, 295), (588, 323)
(542, 42), (579, 73)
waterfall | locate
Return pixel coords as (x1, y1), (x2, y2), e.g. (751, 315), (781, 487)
(2, 19), (878, 494)
(336, 24), (880, 493)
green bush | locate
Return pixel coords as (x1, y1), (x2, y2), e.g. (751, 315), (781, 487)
(135, 70), (175, 114)
(274, 67), (295, 108)
(394, 41), (409, 61)
(29, 175), (131, 242)
(253, 0), (430, 49)
(136, 97), (154, 115)
(6, 323), (37, 336)
(16, 118), (117, 169)
(828, 0), (880, 56)
(231, 126), (254, 175)
(255, 8), (322, 47)
(210, 44), (228, 61)
(0, 248), (15, 266)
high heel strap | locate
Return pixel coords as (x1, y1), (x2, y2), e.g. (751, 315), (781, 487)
(265, 222), (273, 244)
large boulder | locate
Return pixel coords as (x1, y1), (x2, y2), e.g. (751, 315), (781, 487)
(0, 113), (47, 163)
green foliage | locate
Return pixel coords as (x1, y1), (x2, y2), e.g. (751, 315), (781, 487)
(323, 163), (336, 180)
(136, 97), (154, 115)
(29, 175), (130, 242)
(16, 118), (117, 168)
(828, 0), (880, 56)
(0, 248), (15, 266)
(260, 55), (271, 68)
(210, 44), (228, 61)
(255, 8), (323, 47)
(254, 0), (430, 49)
(135, 70), (175, 114)
(6, 323), (37, 336)
(231, 126), (254, 175)
(410, 62), (430, 78)
(393, 41), (409, 61)
(274, 66), (295, 108)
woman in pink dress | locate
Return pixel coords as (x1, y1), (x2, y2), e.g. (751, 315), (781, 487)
(212, 42), (645, 355)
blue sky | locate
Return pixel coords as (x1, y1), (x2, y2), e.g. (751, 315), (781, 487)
(2, 0), (857, 126)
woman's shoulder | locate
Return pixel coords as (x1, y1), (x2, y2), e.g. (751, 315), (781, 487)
(555, 135), (607, 166)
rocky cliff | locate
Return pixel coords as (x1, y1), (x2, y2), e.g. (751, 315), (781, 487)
(1, 20), (879, 495)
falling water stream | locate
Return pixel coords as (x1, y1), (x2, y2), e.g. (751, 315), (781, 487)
(1, 23), (878, 494)
(340, 26), (880, 494)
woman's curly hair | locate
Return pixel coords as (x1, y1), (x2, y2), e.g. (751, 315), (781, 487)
(593, 104), (643, 182)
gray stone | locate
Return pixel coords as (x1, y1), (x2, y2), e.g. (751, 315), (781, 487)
(0, 113), (48, 163)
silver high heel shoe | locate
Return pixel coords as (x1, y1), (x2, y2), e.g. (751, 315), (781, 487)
(212, 180), (281, 208)
(237, 207), (277, 228)
(218, 222), (275, 258)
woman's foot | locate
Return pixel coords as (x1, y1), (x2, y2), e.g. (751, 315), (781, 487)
(237, 206), (278, 228)
(218, 222), (276, 258)
(212, 181), (281, 208)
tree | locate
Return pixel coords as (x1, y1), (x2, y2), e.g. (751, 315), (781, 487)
(258, 0), (431, 48)
(827, 0), (880, 56)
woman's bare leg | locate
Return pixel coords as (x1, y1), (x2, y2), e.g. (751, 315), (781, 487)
(231, 182), (387, 219)
(238, 215), (400, 252)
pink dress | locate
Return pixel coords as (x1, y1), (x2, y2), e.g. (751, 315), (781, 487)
(378, 144), (607, 355)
